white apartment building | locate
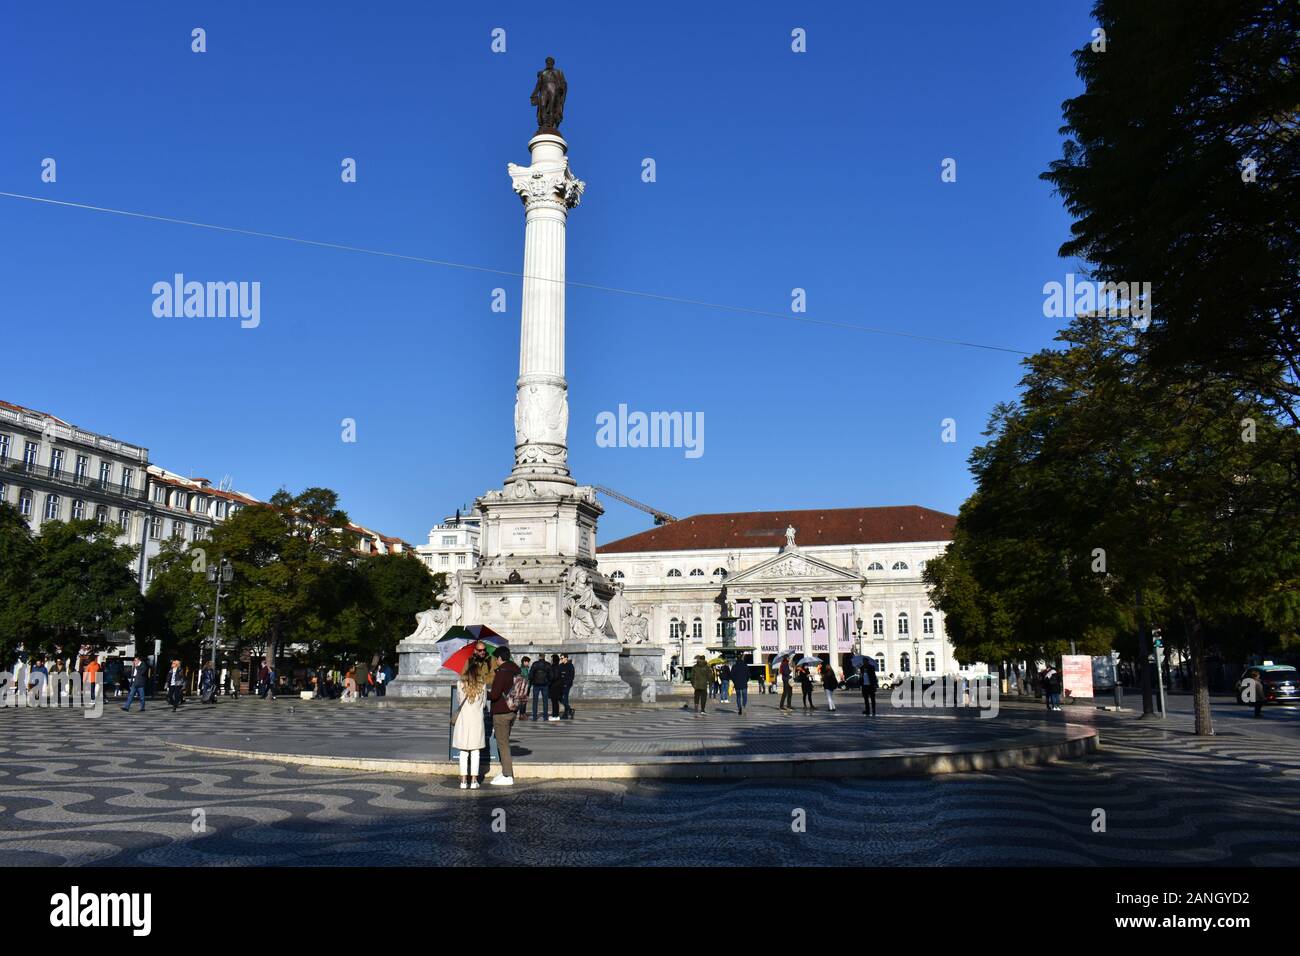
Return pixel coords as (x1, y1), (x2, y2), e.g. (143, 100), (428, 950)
(416, 509), (481, 576)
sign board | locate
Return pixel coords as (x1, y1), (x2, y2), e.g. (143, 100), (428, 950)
(506, 521), (543, 551)
(1061, 654), (1094, 699)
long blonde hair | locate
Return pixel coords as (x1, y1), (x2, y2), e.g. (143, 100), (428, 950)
(460, 658), (488, 701)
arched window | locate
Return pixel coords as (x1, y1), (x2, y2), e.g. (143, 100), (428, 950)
(692, 617), (703, 639)
(610, 570), (625, 581)
(713, 567), (728, 578)
(900, 652), (911, 673)
(923, 612), (935, 635)
(44, 494), (61, 520)
(891, 561), (909, 571)
(924, 651), (936, 673)
(867, 561), (885, 571)
(94, 505), (108, 525)
(19, 490), (33, 517)
(872, 613), (884, 635)
(874, 653), (886, 672)
(669, 618), (682, 640)
(689, 568), (704, 577)
(71, 499), (85, 520)
(667, 569), (682, 578)
(897, 612), (910, 635)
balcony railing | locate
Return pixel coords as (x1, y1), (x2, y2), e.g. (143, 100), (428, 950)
(0, 458), (148, 501)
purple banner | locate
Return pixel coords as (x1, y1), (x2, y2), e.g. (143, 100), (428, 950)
(809, 601), (829, 652)
(838, 600), (856, 652)
(758, 601), (779, 652)
(737, 601), (754, 646)
(785, 601), (804, 649)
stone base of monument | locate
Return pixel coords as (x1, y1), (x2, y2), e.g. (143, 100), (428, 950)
(388, 641), (664, 702)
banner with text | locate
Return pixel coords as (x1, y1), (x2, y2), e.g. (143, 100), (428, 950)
(838, 600), (856, 652)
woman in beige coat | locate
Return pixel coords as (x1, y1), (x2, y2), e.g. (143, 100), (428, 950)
(453, 660), (489, 789)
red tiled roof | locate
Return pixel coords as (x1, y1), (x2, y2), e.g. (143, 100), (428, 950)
(597, 506), (956, 554)
(0, 399), (70, 426)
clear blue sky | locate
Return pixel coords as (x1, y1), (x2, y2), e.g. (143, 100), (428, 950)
(1, 0), (1095, 545)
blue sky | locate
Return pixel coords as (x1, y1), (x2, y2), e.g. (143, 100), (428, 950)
(1, 0), (1096, 545)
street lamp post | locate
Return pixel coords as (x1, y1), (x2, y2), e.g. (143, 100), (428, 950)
(855, 617), (863, 656)
(206, 558), (233, 671)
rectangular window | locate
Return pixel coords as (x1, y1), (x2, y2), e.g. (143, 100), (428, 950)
(23, 441), (38, 471)
(872, 617), (884, 636)
(457, 553), (466, 566)
(440, 554), (450, 566)
(442, 535), (457, 546)
(121, 468), (134, 493)
(153, 485), (165, 503)
(74, 454), (89, 480)
(119, 510), (131, 531)
(19, 493), (33, 517)
(216, 500), (227, 518)
(44, 494), (61, 520)
(50, 449), (64, 475)
(172, 520), (186, 539)
(72, 499), (85, 520)
(175, 492), (188, 511)
(0, 482), (6, 501)
(146, 565), (156, 584)
(149, 516), (162, 539)
(99, 461), (112, 486)
(0, 434), (10, 461)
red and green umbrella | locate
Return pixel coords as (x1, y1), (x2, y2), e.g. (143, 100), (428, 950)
(436, 624), (508, 674)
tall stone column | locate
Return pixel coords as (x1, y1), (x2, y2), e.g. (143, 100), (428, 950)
(507, 133), (585, 493)
(800, 597), (814, 657)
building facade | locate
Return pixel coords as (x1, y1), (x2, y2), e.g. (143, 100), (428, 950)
(416, 510), (481, 577)
(595, 506), (987, 681)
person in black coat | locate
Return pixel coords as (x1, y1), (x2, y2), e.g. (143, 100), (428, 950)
(558, 654), (576, 719)
(861, 657), (879, 716)
(547, 654), (564, 721)
(730, 655), (751, 715)
(797, 664), (815, 711)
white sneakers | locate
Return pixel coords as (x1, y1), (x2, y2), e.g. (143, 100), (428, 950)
(548, 716), (561, 722)
(470, 780), (480, 789)
(489, 774), (514, 786)
(459, 781), (468, 790)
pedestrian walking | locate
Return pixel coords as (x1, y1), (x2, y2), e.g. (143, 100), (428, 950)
(861, 656), (879, 716)
(779, 655), (794, 712)
(528, 655), (551, 721)
(84, 657), (99, 703)
(691, 655), (711, 715)
(453, 658), (489, 789)
(199, 662), (217, 704)
(731, 655), (750, 715)
(486, 647), (522, 786)
(165, 659), (185, 711)
(798, 664), (815, 711)
(548, 653), (564, 721)
(122, 656), (148, 712)
(558, 653), (575, 719)
(342, 669), (358, 701)
(1243, 670), (1266, 718)
(822, 662), (839, 712)
(719, 662), (731, 703)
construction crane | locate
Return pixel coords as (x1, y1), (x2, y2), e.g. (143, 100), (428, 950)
(594, 485), (677, 525)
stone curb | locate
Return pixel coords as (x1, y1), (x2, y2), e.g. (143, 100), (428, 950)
(167, 724), (1099, 781)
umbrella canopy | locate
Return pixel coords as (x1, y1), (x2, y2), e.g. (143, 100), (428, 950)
(437, 625), (507, 674)
(797, 656), (822, 666)
(705, 657), (726, 666)
(850, 655), (866, 667)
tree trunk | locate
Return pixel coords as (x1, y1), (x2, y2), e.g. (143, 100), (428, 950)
(1135, 588), (1154, 715)
(1186, 612), (1214, 736)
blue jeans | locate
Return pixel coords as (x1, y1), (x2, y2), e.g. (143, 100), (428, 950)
(720, 681), (730, 702)
(734, 685), (748, 711)
(560, 686), (572, 716)
(123, 686), (146, 710)
(531, 685), (548, 719)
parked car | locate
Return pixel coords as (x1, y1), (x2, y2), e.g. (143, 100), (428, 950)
(1236, 665), (1300, 705)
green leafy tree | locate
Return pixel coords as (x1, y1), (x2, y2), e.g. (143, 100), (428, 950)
(0, 502), (38, 660)
(1042, 0), (1300, 424)
(28, 518), (140, 651)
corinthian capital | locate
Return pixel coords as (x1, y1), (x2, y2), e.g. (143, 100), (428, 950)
(508, 159), (585, 209)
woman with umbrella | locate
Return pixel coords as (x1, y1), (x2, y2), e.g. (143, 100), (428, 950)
(797, 661), (816, 711)
(453, 657), (490, 789)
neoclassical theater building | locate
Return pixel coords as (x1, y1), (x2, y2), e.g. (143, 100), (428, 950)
(595, 506), (987, 680)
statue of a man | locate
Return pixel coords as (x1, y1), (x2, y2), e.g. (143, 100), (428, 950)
(785, 525), (797, 548)
(530, 57), (567, 131)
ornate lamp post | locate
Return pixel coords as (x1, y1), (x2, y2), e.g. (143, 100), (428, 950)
(855, 617), (863, 656)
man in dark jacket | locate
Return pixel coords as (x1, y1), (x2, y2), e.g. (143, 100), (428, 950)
(778, 655), (793, 712)
(730, 655), (751, 715)
(528, 656), (551, 721)
(122, 657), (148, 712)
(861, 656), (879, 716)
(558, 653), (576, 719)
(486, 648), (521, 786)
(690, 655), (711, 714)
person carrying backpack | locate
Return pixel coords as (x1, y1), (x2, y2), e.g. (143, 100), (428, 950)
(529, 655), (552, 721)
(485, 647), (521, 786)
(861, 657), (879, 716)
